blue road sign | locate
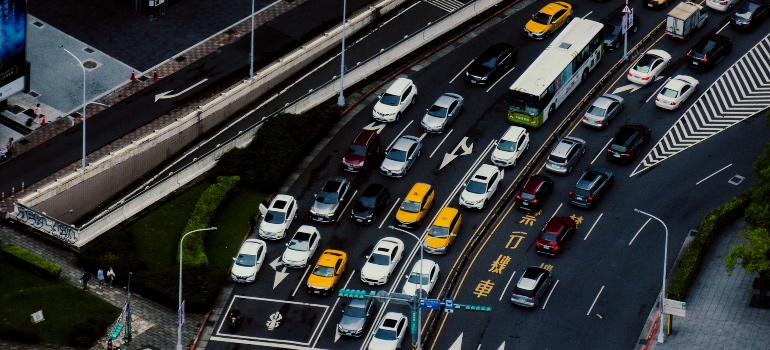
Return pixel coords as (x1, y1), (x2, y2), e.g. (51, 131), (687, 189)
(420, 299), (441, 310)
(444, 297), (455, 313)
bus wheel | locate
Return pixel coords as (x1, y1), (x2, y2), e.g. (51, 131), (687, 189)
(548, 105), (555, 118)
(582, 69), (588, 82)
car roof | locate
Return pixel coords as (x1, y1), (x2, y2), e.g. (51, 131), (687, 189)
(693, 34), (729, 53)
(375, 237), (403, 252)
(434, 94), (461, 108)
(405, 183), (432, 201)
(318, 249), (346, 266)
(552, 136), (585, 156)
(501, 126), (527, 142)
(385, 78), (414, 95)
(518, 267), (549, 290)
(271, 194), (294, 209)
(411, 259), (438, 272)
(522, 174), (549, 193)
(382, 312), (405, 325)
(353, 129), (378, 146)
(472, 164), (500, 180)
(614, 124), (648, 145)
(545, 216), (574, 233)
(240, 239), (265, 254)
(392, 135), (419, 150)
(586, 166), (614, 178)
(539, 1), (570, 14)
(362, 183), (386, 197)
(433, 206), (460, 226)
(592, 95), (618, 109)
(666, 78), (689, 90)
(296, 225), (319, 235)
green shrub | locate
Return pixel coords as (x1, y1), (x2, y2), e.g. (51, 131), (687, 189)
(1, 245), (62, 279)
(180, 176), (240, 267)
(79, 229), (145, 287)
(754, 143), (770, 179)
(668, 191), (752, 300)
(212, 104), (341, 192)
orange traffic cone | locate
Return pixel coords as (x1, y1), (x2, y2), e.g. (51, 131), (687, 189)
(153, 70), (159, 81)
(41, 117), (47, 126)
(130, 71), (137, 82)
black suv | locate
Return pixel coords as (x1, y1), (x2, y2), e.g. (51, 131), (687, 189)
(351, 184), (390, 225)
(466, 43), (517, 85)
(606, 124), (651, 164)
(731, 0), (770, 31)
(569, 167), (614, 208)
(601, 8), (640, 50)
(515, 174), (554, 211)
(687, 34), (732, 70)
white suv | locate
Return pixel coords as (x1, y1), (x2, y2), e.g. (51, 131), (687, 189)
(459, 164), (504, 209)
(490, 126), (530, 167)
(258, 194), (298, 240)
(372, 78), (417, 123)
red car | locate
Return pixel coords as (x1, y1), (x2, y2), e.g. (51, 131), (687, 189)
(342, 129), (381, 172)
(535, 216), (576, 256)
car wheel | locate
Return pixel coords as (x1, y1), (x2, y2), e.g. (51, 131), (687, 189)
(526, 143), (530, 151)
(395, 112), (401, 122)
(548, 105), (555, 118)
(613, 41), (620, 50)
(411, 95), (417, 106)
(567, 15), (573, 23)
(545, 31), (551, 39)
(481, 200), (487, 210)
(633, 25), (638, 34)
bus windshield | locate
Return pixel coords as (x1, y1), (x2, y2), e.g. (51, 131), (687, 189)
(510, 98), (541, 116)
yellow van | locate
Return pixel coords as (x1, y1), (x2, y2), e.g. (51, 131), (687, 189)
(424, 207), (462, 254)
(395, 183), (435, 229)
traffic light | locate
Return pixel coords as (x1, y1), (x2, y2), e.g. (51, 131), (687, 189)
(338, 289), (367, 299)
(460, 304), (492, 312)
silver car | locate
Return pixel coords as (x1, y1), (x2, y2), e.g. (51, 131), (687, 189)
(338, 298), (375, 337)
(581, 94), (624, 129)
(380, 135), (422, 178)
(421, 93), (463, 133)
(545, 136), (586, 174)
(310, 176), (350, 222)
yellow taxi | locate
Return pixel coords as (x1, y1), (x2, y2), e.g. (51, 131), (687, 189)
(524, 2), (573, 40)
(423, 207), (462, 255)
(395, 183), (435, 229)
(307, 249), (347, 295)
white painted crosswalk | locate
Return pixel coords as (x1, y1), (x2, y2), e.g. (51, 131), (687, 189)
(632, 35), (770, 176)
(424, 0), (465, 12)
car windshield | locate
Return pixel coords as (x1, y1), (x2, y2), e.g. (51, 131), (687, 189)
(735, 5), (754, 18)
(375, 328), (398, 341)
(348, 144), (367, 156)
(400, 200), (421, 213)
(288, 233), (311, 251)
(358, 196), (376, 208)
(603, 24), (621, 36)
(549, 155), (567, 163)
(368, 253), (390, 266)
(634, 55), (660, 74)
(660, 88), (678, 98)
(264, 210), (286, 224)
(379, 93), (400, 106)
(235, 254), (256, 267)
(610, 144), (628, 153)
(466, 180), (487, 194)
(408, 272), (431, 285)
(313, 265), (334, 277)
(497, 140), (517, 152)
(316, 191), (339, 204)
(429, 225), (449, 238)
(345, 304), (367, 318)
(586, 104), (607, 117)
(386, 149), (407, 162)
(478, 53), (499, 69)
(521, 192), (536, 200)
(541, 232), (559, 242)
(427, 105), (448, 118)
(532, 12), (551, 25)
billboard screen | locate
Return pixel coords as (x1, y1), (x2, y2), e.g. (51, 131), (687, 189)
(0, 0), (26, 102)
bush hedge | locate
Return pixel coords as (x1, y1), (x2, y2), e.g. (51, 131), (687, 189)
(211, 104), (341, 192)
(0, 323), (40, 343)
(1, 245), (62, 279)
(668, 191), (753, 300)
(180, 175), (240, 267)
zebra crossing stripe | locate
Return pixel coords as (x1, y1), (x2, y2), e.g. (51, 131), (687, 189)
(631, 35), (770, 177)
(424, 0), (465, 12)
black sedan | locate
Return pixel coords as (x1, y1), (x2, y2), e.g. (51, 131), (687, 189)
(731, 0), (770, 31)
(686, 34), (732, 70)
(606, 124), (651, 164)
(568, 167), (614, 209)
(601, 8), (640, 51)
(350, 184), (390, 225)
(466, 43), (517, 86)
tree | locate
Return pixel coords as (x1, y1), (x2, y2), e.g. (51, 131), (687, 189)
(725, 227), (770, 304)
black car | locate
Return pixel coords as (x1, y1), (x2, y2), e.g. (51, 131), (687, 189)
(515, 174), (554, 211)
(568, 166), (614, 209)
(351, 184), (390, 224)
(601, 8), (640, 50)
(686, 34), (732, 70)
(731, 0), (770, 30)
(466, 43), (517, 86)
(606, 124), (651, 164)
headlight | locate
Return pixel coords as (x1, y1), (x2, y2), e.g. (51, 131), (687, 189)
(310, 208), (317, 215)
(480, 76), (488, 81)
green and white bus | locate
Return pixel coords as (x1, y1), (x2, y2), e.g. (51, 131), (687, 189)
(508, 18), (604, 127)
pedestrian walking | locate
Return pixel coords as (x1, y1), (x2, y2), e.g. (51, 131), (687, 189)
(33, 103), (43, 124)
(250, 214), (258, 234)
(80, 271), (91, 290)
(107, 267), (116, 288)
(107, 338), (114, 350)
(97, 268), (105, 289)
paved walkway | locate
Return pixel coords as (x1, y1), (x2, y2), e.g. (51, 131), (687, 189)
(650, 218), (770, 350)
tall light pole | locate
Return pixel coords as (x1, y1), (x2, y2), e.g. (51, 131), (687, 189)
(388, 226), (424, 350)
(60, 47), (87, 169)
(634, 209), (668, 343)
(337, 0), (347, 106)
(249, 0), (255, 80)
(177, 227), (217, 350)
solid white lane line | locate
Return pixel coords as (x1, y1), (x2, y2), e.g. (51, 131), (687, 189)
(378, 199), (401, 229)
(312, 271), (356, 348)
(696, 163), (733, 185)
(387, 120), (414, 150)
(499, 270), (518, 301)
(583, 213), (603, 241)
(716, 21), (730, 34)
(431, 129), (454, 158)
(587, 285), (605, 316)
(646, 77), (670, 103)
(550, 203), (563, 219)
(486, 66), (515, 93)
(339, 190), (357, 220)
(592, 138), (613, 164)
(629, 218), (651, 246)
(541, 279), (559, 310)
(292, 265), (312, 297)
(450, 60), (475, 84)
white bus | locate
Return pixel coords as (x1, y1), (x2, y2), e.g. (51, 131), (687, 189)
(508, 18), (604, 127)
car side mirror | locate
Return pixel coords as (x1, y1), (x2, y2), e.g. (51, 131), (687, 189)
(450, 234), (457, 237)
(232, 257), (236, 261)
(404, 275), (409, 279)
(285, 243), (289, 247)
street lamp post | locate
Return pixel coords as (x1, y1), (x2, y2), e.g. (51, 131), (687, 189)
(177, 227), (217, 350)
(388, 225), (424, 350)
(634, 209), (668, 343)
(337, 0), (347, 106)
(60, 47), (87, 169)
(250, 0), (255, 80)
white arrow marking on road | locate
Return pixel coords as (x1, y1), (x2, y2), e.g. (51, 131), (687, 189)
(334, 329), (341, 343)
(154, 78), (209, 102)
(612, 83), (641, 94)
(363, 122), (387, 134)
(448, 332), (463, 350)
(273, 266), (289, 289)
(440, 137), (473, 170)
(269, 256), (283, 270)
(497, 341), (506, 350)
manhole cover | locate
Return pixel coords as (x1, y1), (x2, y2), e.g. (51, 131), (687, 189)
(33, 21), (43, 27)
(83, 60), (98, 69)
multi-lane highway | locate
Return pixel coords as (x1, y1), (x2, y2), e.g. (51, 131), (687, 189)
(207, 1), (770, 349)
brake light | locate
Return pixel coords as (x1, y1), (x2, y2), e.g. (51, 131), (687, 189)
(532, 199), (538, 203)
(702, 55), (708, 62)
(628, 72), (632, 77)
(642, 76), (650, 81)
(671, 102), (676, 105)
(623, 153), (631, 157)
(516, 195), (522, 200)
(656, 97), (660, 101)
(686, 51), (691, 57)
(720, 1), (727, 4)
(597, 120), (603, 125)
(564, 161), (568, 165)
(569, 191), (573, 196)
(582, 115), (587, 119)
(536, 241), (542, 248)
(588, 195), (593, 201)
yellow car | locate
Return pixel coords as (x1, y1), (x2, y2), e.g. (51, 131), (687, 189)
(395, 183), (435, 229)
(423, 207), (462, 255)
(307, 249), (347, 295)
(524, 2), (573, 40)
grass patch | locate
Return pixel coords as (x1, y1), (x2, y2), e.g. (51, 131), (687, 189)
(0, 260), (120, 346)
(206, 188), (267, 272)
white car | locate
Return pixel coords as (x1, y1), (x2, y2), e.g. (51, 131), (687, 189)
(707, 0), (740, 11)
(402, 259), (440, 297)
(627, 49), (672, 86)
(655, 75), (699, 110)
(361, 237), (404, 285)
(459, 164), (504, 210)
(490, 126), (530, 167)
(230, 239), (267, 283)
(258, 194), (298, 240)
(368, 312), (408, 350)
(281, 225), (320, 268)
(372, 78), (418, 123)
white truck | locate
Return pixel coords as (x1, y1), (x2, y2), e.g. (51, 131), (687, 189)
(666, 2), (708, 40)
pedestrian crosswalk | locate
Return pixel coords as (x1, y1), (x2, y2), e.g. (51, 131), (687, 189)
(632, 35), (770, 177)
(424, 0), (465, 12)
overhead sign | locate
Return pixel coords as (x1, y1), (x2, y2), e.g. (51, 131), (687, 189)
(444, 297), (455, 313)
(663, 298), (686, 317)
(622, 9), (634, 34)
(420, 298), (441, 310)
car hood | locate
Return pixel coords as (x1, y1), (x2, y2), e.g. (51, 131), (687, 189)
(307, 273), (334, 288)
(425, 235), (450, 249)
(402, 282), (428, 297)
(352, 204), (375, 217)
(343, 153), (365, 165)
(491, 148), (515, 161)
(604, 33), (619, 44)
(259, 221), (286, 235)
(525, 21), (549, 33)
(422, 115), (446, 128)
(231, 263), (257, 278)
(374, 102), (400, 115)
(461, 190), (486, 203)
(282, 248), (310, 263)
(361, 263), (390, 280)
(368, 336), (398, 350)
(381, 158), (406, 172)
(466, 63), (494, 78)
(312, 201), (338, 215)
(339, 315), (366, 332)
(396, 209), (420, 224)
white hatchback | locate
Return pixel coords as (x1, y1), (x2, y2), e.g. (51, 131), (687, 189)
(490, 126), (530, 167)
(372, 78), (418, 123)
(707, 0), (740, 12)
(655, 75), (699, 110)
(459, 164), (504, 210)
